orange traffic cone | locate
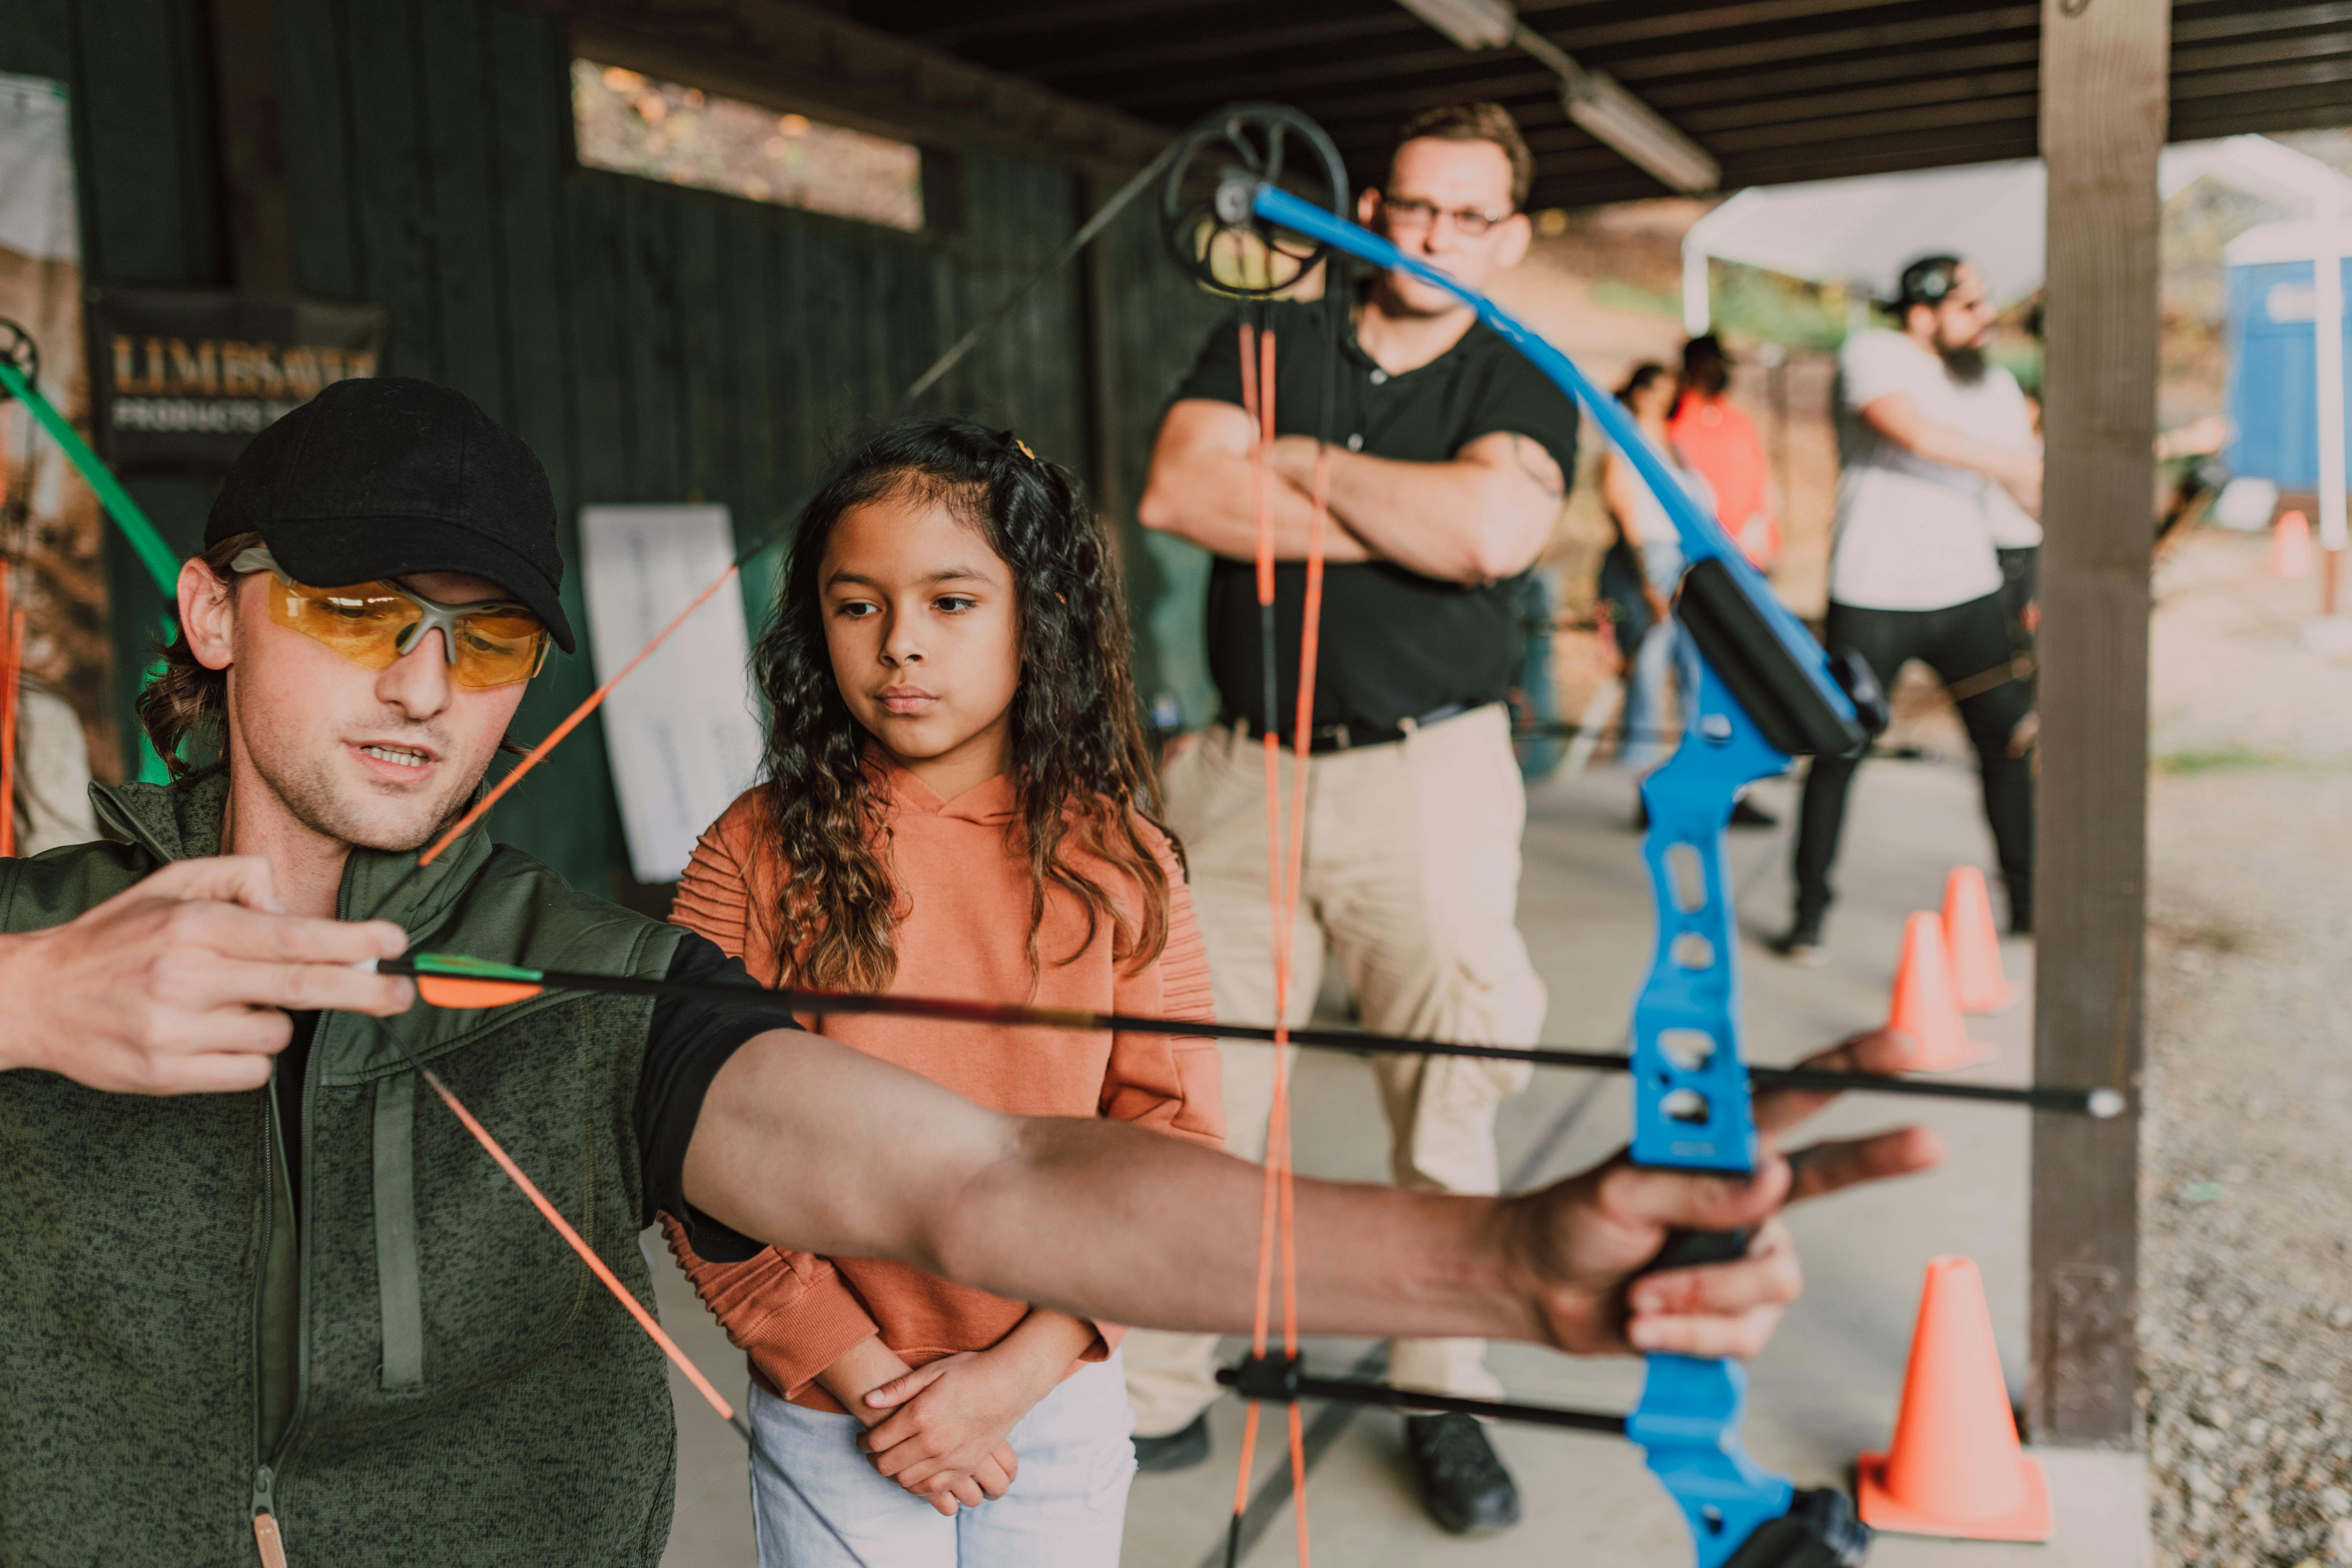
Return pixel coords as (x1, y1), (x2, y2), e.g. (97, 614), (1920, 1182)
(1887, 911), (1991, 1071)
(1859, 1256), (2053, 1541)
(2274, 510), (2314, 578)
(1941, 867), (2021, 1014)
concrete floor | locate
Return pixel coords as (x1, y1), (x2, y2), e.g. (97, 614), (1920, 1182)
(652, 752), (2153, 1567)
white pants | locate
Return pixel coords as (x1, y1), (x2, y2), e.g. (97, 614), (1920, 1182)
(1122, 706), (1547, 1435)
(749, 1354), (1136, 1568)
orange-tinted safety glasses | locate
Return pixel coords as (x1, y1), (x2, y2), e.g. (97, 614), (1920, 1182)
(231, 545), (552, 689)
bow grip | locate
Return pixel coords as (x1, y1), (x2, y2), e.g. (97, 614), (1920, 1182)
(1647, 1227), (1753, 1275)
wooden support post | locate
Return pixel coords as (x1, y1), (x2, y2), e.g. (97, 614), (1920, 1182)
(208, 0), (292, 293)
(2028, 0), (2168, 1448)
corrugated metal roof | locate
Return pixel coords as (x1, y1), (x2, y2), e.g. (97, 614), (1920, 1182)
(833, 0), (2352, 206)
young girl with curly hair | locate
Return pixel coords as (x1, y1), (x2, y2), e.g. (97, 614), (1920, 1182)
(663, 417), (1222, 1565)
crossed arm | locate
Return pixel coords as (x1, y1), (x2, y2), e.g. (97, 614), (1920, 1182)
(1860, 393), (2043, 520)
(1138, 398), (1564, 584)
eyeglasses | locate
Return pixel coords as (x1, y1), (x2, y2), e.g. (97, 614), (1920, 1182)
(231, 546), (552, 689)
(1378, 195), (1512, 238)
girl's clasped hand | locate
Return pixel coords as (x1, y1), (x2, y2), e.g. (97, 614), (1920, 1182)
(851, 1309), (1099, 1513)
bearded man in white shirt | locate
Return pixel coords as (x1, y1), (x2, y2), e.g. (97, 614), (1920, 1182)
(1779, 255), (2041, 963)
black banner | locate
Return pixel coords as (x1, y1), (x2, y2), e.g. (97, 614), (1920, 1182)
(87, 289), (386, 476)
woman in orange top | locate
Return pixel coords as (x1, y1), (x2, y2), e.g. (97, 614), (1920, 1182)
(664, 418), (1222, 1566)
(1668, 334), (1781, 571)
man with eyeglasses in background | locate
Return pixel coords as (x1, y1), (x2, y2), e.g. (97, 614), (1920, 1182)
(1775, 254), (2043, 965)
(1128, 102), (1576, 1535)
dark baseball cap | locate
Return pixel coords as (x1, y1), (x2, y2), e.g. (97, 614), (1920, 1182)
(205, 377), (575, 652)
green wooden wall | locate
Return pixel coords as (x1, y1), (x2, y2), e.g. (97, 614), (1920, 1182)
(1088, 181), (1227, 733)
(1, 0), (1223, 895)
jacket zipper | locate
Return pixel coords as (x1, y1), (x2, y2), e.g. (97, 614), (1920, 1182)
(250, 1048), (317, 1564)
(250, 1079), (285, 1563)
(86, 782), (294, 1558)
(250, 1464), (286, 1568)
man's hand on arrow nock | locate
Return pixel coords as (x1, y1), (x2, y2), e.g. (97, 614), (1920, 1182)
(0, 856), (412, 1094)
(1756, 1026), (1947, 1205)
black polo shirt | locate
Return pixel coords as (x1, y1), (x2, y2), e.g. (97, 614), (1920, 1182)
(1175, 292), (1580, 741)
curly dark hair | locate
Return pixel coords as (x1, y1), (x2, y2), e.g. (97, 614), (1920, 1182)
(750, 417), (1175, 995)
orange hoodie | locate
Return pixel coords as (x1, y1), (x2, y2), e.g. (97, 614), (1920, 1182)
(662, 759), (1223, 1412)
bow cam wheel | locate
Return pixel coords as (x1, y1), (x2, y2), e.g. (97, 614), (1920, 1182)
(0, 319), (39, 400)
(1162, 104), (1349, 299)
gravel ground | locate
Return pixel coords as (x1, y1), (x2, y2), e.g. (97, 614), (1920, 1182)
(2142, 532), (2352, 1568)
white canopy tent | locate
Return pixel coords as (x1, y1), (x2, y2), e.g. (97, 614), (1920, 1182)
(1681, 136), (2352, 548)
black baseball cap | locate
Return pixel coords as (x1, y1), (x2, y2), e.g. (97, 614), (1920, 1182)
(1895, 255), (1967, 313)
(205, 377), (575, 652)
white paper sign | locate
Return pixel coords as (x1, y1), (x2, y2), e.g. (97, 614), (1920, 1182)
(579, 504), (763, 883)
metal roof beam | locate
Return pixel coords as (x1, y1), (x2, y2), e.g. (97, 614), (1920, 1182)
(1639, 38), (2041, 106)
(2172, 1), (2352, 46)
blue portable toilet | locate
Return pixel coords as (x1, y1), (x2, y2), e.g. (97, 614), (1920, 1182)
(2226, 220), (2352, 489)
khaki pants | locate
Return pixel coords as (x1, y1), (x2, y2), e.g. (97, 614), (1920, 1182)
(1123, 704), (1546, 1436)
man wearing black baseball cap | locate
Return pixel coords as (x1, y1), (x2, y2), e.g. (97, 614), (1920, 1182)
(208, 374), (575, 646)
(0, 378), (1930, 1564)
(1778, 255), (2042, 963)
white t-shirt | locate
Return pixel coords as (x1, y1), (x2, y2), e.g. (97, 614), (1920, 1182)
(1830, 330), (2033, 609)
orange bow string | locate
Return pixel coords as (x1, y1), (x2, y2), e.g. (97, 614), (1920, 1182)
(0, 559), (20, 860)
(1230, 314), (1330, 1567)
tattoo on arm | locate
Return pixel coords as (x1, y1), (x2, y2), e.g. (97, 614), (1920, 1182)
(1510, 434), (1567, 499)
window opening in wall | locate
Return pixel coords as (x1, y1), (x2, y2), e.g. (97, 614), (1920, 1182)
(571, 60), (923, 233)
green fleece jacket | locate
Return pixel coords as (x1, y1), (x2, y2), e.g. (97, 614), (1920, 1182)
(0, 769), (689, 1567)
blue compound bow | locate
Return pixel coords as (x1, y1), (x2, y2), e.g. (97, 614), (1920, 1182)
(1169, 104), (1889, 1568)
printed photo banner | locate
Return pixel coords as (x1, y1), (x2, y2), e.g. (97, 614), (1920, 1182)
(0, 71), (115, 792)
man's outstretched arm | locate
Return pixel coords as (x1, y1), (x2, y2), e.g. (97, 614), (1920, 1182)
(683, 1026), (1941, 1358)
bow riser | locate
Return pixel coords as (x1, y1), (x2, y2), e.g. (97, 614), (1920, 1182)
(1631, 660), (1786, 1173)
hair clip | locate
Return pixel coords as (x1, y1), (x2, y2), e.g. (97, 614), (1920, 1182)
(1014, 438), (1036, 461)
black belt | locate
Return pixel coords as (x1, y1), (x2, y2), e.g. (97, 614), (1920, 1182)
(1220, 703), (1469, 754)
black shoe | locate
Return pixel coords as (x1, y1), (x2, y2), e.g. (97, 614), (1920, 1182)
(1132, 1412), (1211, 1474)
(1404, 1412), (1521, 1535)
(1729, 796), (1778, 829)
(1774, 913), (1827, 967)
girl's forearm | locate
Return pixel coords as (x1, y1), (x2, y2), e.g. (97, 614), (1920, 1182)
(816, 1334), (915, 1428)
(1000, 1306), (1100, 1364)
(988, 1307), (1102, 1399)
